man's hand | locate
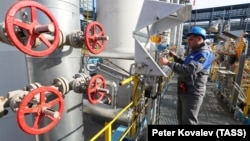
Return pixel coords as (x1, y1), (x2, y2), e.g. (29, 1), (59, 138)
(159, 57), (169, 65)
(169, 50), (177, 57)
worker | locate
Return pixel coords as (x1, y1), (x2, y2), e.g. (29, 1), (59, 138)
(159, 26), (214, 125)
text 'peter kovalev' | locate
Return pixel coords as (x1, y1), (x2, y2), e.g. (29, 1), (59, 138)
(152, 128), (246, 137)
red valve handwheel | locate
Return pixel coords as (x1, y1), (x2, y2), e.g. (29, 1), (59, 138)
(84, 21), (107, 54)
(87, 74), (106, 104)
(5, 1), (60, 57)
(17, 86), (64, 135)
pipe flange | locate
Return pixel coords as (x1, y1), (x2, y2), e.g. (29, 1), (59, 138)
(0, 22), (11, 44)
(8, 90), (28, 112)
(68, 30), (84, 48)
(0, 96), (8, 118)
(52, 77), (69, 95)
(23, 82), (42, 91)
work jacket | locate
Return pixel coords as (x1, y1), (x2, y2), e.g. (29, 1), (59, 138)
(167, 43), (214, 95)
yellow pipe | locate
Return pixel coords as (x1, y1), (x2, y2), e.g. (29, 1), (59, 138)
(130, 76), (140, 138)
(132, 77), (139, 105)
(119, 76), (135, 86)
(211, 61), (218, 81)
(90, 102), (133, 141)
(119, 75), (140, 138)
(105, 122), (111, 141)
(243, 84), (250, 116)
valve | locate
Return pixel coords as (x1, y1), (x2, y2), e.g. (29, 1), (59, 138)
(0, 96), (8, 118)
(51, 77), (70, 95)
(70, 73), (90, 93)
(87, 74), (108, 104)
(17, 86), (64, 135)
(84, 21), (108, 54)
(5, 1), (60, 57)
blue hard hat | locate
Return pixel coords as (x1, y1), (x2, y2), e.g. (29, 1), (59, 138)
(187, 27), (206, 40)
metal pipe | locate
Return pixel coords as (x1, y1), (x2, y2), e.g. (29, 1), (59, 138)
(103, 59), (130, 74)
(82, 99), (129, 124)
(97, 62), (129, 81)
(90, 51), (134, 60)
(89, 101), (133, 141)
(0, 22), (11, 44)
(106, 80), (118, 109)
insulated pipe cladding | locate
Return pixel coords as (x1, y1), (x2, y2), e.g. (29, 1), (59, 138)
(24, 0), (84, 141)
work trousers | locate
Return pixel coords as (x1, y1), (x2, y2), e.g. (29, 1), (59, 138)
(176, 84), (206, 125)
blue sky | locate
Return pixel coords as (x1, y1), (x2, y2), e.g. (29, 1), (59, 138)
(193, 0), (250, 9)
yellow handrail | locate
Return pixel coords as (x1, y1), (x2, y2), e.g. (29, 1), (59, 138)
(90, 102), (133, 141)
(90, 75), (142, 141)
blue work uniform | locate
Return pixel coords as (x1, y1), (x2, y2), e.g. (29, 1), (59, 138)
(167, 43), (213, 124)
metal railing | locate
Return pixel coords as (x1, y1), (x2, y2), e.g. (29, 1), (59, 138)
(89, 76), (142, 141)
(89, 102), (133, 141)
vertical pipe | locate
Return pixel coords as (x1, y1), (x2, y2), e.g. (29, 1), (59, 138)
(25, 0), (83, 141)
(96, 0), (144, 107)
(207, 8), (214, 39)
(170, 26), (177, 47)
(151, 76), (158, 124)
(176, 23), (183, 47)
(244, 5), (249, 31)
(92, 0), (96, 20)
(220, 10), (226, 33)
(194, 9), (197, 26)
(175, 0), (183, 47)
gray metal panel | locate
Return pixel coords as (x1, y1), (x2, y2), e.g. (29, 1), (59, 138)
(135, 1), (192, 34)
(134, 39), (167, 77)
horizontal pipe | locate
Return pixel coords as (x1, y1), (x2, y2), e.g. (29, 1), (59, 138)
(89, 51), (134, 60)
(82, 99), (129, 124)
